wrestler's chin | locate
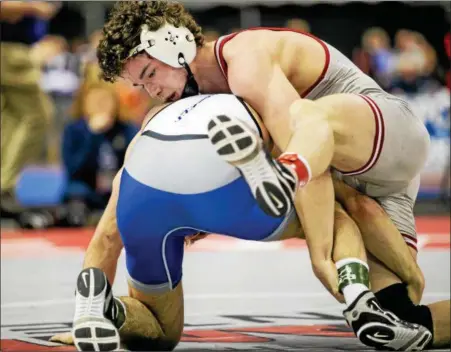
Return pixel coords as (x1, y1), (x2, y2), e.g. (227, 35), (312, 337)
(173, 89), (182, 101)
(166, 90), (182, 103)
(166, 92), (177, 103)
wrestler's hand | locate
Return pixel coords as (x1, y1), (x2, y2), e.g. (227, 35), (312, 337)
(49, 332), (74, 345)
(312, 259), (345, 304)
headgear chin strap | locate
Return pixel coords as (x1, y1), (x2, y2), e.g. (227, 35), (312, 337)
(128, 23), (200, 98)
(178, 54), (199, 98)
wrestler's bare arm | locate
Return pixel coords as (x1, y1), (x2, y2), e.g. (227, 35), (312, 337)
(226, 41), (338, 294)
(226, 45), (298, 151)
(225, 38), (333, 175)
(82, 171), (123, 285)
(82, 104), (168, 284)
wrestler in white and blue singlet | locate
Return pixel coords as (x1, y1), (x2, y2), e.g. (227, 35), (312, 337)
(116, 94), (295, 293)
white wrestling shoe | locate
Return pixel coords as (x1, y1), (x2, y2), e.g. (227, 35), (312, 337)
(344, 291), (432, 351)
(72, 268), (121, 351)
(207, 114), (297, 218)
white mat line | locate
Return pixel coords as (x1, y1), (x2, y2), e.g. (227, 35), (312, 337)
(2, 292), (449, 309)
(1, 293), (328, 308)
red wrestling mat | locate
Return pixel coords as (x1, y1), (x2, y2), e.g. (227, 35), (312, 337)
(0, 323), (355, 352)
(1, 216), (449, 259)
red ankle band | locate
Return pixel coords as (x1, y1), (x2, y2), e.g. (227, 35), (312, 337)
(278, 153), (311, 187)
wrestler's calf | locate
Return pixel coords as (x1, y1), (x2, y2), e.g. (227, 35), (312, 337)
(115, 296), (180, 351)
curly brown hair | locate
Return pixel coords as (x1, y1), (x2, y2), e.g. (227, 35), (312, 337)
(97, 1), (205, 83)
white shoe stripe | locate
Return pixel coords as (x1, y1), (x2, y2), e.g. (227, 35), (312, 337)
(88, 269), (94, 314)
(257, 180), (281, 217)
(276, 171), (295, 198)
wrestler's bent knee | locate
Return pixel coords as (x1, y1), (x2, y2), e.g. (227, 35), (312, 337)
(289, 100), (330, 130)
(375, 283), (434, 347)
(343, 192), (385, 220)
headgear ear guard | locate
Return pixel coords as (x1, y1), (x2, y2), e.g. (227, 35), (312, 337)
(128, 23), (200, 98)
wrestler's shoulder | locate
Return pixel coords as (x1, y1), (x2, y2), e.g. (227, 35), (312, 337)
(222, 30), (270, 61)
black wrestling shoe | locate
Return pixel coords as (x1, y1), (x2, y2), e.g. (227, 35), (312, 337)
(344, 291), (432, 351)
(72, 268), (121, 351)
(207, 114), (297, 218)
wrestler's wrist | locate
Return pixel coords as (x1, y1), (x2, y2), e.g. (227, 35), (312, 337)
(277, 152), (311, 187)
(311, 255), (333, 267)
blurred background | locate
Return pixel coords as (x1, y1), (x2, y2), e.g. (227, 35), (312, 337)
(1, 0), (450, 229)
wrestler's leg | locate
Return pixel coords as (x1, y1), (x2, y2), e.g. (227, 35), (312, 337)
(289, 202), (372, 304)
(280, 94), (377, 181)
(368, 251), (450, 348)
(115, 283), (184, 351)
(276, 95), (377, 307)
(53, 277), (183, 351)
(333, 178), (424, 304)
(330, 202), (432, 350)
(334, 179), (450, 347)
(113, 234), (185, 351)
(208, 102), (374, 304)
(330, 202), (368, 304)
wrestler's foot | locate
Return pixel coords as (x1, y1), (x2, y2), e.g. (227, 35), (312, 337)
(72, 267), (120, 351)
(207, 114), (297, 218)
(344, 291), (432, 351)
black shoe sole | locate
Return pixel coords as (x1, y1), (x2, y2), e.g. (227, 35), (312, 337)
(73, 268), (120, 351)
(207, 114), (291, 218)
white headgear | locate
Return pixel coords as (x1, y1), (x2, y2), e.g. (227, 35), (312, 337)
(128, 23), (197, 68)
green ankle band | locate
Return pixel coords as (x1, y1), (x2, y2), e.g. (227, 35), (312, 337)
(338, 262), (369, 293)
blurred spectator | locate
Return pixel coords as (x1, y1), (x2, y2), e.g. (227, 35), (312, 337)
(70, 37), (88, 55)
(62, 82), (139, 226)
(34, 35), (82, 162)
(285, 18), (311, 33)
(203, 28), (220, 42)
(393, 29), (426, 89)
(81, 29), (103, 66)
(78, 30), (104, 86)
(80, 49), (153, 125)
(361, 27), (395, 88)
(445, 33), (450, 90)
(115, 79), (154, 125)
(37, 35), (81, 96)
(357, 27), (440, 94)
(352, 47), (371, 75)
(395, 30), (427, 76)
(0, 1), (60, 216)
(445, 33), (451, 59)
(413, 32), (437, 77)
(391, 29), (438, 94)
(78, 29), (153, 125)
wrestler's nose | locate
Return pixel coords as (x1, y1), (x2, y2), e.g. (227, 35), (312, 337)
(144, 83), (162, 99)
